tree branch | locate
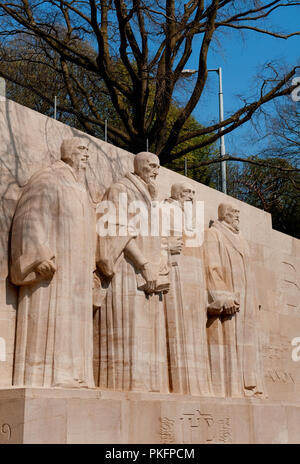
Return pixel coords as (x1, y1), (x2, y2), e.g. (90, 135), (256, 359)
(177, 154), (300, 172)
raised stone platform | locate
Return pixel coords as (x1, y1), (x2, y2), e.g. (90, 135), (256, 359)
(0, 388), (299, 444)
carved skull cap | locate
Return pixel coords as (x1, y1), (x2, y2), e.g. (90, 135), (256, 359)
(171, 182), (195, 200)
(218, 202), (240, 221)
(133, 151), (160, 174)
(60, 137), (89, 161)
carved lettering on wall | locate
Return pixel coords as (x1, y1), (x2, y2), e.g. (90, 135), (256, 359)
(263, 338), (295, 385)
(263, 341), (290, 361)
(281, 261), (300, 310)
(266, 369), (295, 384)
(180, 410), (215, 443)
(160, 408), (233, 444)
(218, 418), (233, 444)
(0, 423), (11, 441)
(160, 417), (175, 444)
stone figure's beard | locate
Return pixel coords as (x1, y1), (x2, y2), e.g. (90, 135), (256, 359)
(223, 218), (240, 233)
(178, 198), (193, 210)
(232, 219), (240, 232)
(74, 165), (87, 183)
(142, 172), (156, 184)
(137, 171), (158, 199)
(147, 179), (158, 200)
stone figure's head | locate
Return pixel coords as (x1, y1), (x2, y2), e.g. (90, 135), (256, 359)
(218, 203), (240, 232)
(134, 152), (160, 185)
(60, 137), (89, 171)
(171, 182), (195, 205)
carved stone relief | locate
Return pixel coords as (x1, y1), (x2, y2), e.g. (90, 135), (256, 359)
(0, 132), (298, 404)
(159, 408), (233, 444)
(0, 423), (11, 442)
(94, 152), (170, 392)
(162, 182), (212, 396)
(204, 203), (265, 398)
(10, 138), (95, 388)
(280, 260), (300, 311)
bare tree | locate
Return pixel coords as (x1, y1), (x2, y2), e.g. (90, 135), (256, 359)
(0, 1), (299, 165)
(226, 156), (299, 238)
(264, 99), (300, 162)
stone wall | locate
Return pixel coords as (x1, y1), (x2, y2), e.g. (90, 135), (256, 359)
(0, 98), (299, 403)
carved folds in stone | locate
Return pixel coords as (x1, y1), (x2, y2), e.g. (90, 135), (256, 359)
(9, 143), (266, 397)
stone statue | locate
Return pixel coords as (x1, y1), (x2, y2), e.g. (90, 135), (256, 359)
(163, 182), (212, 395)
(203, 203), (265, 397)
(10, 137), (95, 388)
(95, 152), (170, 392)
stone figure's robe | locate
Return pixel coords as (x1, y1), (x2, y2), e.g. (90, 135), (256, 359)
(204, 220), (264, 397)
(162, 198), (212, 396)
(11, 160), (95, 388)
(95, 172), (169, 392)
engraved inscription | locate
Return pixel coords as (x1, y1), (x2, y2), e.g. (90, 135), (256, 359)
(1, 423), (12, 441)
(218, 418), (233, 444)
(159, 411), (233, 444)
(263, 342), (290, 361)
(179, 410), (215, 443)
(160, 417), (175, 444)
(177, 408), (233, 444)
(266, 369), (295, 384)
(281, 261), (300, 310)
(263, 339), (295, 385)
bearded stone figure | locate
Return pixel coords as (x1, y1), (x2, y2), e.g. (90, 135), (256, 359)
(204, 203), (265, 397)
(94, 152), (170, 392)
(10, 137), (95, 388)
(163, 182), (212, 396)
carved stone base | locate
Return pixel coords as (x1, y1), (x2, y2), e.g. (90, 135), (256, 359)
(0, 388), (300, 444)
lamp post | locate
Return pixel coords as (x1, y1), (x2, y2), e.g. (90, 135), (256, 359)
(0, 77), (6, 99)
(182, 67), (227, 194)
(208, 67), (227, 194)
(54, 96), (57, 120)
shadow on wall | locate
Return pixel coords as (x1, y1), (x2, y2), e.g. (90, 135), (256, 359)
(0, 99), (134, 285)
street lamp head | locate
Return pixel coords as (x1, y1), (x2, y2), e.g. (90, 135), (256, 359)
(181, 69), (197, 76)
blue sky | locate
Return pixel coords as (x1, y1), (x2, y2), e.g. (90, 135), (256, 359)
(3, 2), (298, 160)
(184, 6), (300, 158)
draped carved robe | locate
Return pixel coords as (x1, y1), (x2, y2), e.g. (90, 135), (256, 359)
(11, 160), (95, 388)
(95, 172), (169, 392)
(204, 220), (265, 397)
(162, 198), (212, 396)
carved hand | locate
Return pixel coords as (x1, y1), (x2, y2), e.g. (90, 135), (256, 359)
(207, 306), (223, 317)
(169, 237), (184, 255)
(207, 298), (240, 317)
(140, 262), (157, 294)
(36, 260), (56, 279)
(222, 299), (240, 315)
